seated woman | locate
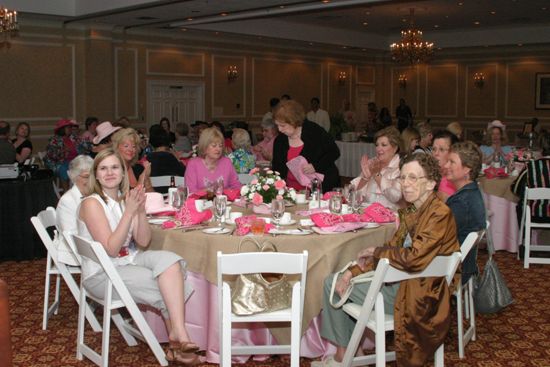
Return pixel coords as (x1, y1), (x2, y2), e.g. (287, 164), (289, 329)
(447, 121), (464, 141)
(351, 126), (402, 210)
(399, 126), (420, 158)
(445, 141), (486, 284)
(184, 127), (241, 193)
(146, 125), (185, 194)
(159, 117), (176, 145)
(11, 122), (33, 164)
(272, 100), (340, 192)
(313, 153), (460, 367)
(45, 119), (80, 191)
(432, 130), (458, 202)
(252, 119), (278, 162)
(228, 128), (256, 174)
(77, 149), (200, 364)
(89, 121), (121, 158)
(111, 128), (153, 191)
(480, 120), (512, 165)
(174, 122), (192, 153)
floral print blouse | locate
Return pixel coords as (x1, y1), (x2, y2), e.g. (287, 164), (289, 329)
(228, 148), (256, 174)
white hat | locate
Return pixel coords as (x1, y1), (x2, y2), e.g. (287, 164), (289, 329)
(92, 121), (121, 145)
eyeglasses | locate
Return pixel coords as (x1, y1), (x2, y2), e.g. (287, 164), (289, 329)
(431, 147), (449, 153)
(78, 174), (90, 180)
(398, 174), (426, 184)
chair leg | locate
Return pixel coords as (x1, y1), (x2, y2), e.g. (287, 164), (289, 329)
(111, 312), (138, 346)
(290, 306), (300, 367)
(375, 312), (386, 367)
(53, 274), (61, 315)
(456, 286), (464, 359)
(42, 259), (52, 330)
(524, 218), (531, 269)
(468, 279), (476, 342)
(434, 344), (444, 367)
(76, 286), (87, 361)
(221, 287), (232, 367)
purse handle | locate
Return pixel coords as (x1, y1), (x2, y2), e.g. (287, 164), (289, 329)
(237, 236), (278, 253)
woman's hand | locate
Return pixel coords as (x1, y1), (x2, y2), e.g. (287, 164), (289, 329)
(126, 186), (146, 216)
(335, 270), (353, 297)
(357, 247), (376, 270)
(140, 161), (152, 184)
(302, 163), (315, 175)
(360, 155), (372, 180)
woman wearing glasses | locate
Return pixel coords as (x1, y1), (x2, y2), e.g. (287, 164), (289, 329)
(431, 130), (459, 202)
(184, 127), (240, 193)
(313, 153), (460, 367)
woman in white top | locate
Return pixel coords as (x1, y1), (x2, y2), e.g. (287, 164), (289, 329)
(351, 126), (402, 210)
(78, 148), (200, 365)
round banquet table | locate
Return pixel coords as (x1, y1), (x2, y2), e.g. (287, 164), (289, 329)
(146, 203), (396, 363)
(335, 141), (376, 177)
(0, 177), (58, 260)
(478, 176), (519, 252)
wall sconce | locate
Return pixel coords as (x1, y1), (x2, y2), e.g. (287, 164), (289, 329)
(474, 72), (485, 89)
(338, 71), (347, 85)
(398, 74), (407, 89)
(227, 65), (238, 82)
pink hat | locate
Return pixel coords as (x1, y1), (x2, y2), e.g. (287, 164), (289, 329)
(93, 121), (121, 145)
(488, 120), (506, 131)
(54, 119), (78, 133)
(145, 192), (175, 215)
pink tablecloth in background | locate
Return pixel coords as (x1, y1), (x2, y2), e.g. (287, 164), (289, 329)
(482, 192), (519, 253)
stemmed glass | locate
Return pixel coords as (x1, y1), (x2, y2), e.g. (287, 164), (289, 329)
(350, 191), (364, 214)
(214, 195), (227, 227)
(271, 198), (285, 229)
(329, 193), (342, 214)
(172, 190), (184, 212)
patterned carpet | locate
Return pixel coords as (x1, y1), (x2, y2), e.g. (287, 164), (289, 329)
(2, 250), (550, 367)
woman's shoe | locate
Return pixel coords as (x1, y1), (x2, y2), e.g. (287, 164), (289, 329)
(165, 349), (201, 366)
(168, 340), (200, 354)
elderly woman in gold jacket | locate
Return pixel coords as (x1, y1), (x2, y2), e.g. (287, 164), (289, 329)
(313, 153), (460, 367)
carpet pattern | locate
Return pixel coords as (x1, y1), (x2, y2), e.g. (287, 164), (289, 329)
(2, 250), (550, 366)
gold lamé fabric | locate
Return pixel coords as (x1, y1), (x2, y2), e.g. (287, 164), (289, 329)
(374, 193), (460, 367)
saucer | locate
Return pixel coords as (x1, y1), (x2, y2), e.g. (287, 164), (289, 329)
(278, 219), (297, 226)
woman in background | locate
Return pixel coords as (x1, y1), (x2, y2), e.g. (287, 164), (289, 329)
(112, 128), (153, 191)
(400, 127), (420, 158)
(252, 119), (278, 162)
(159, 117), (176, 144)
(45, 119), (80, 191)
(431, 130), (458, 202)
(11, 122), (33, 164)
(480, 120), (512, 165)
(228, 128), (256, 174)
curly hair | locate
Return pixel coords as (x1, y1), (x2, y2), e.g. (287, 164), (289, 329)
(450, 141), (483, 181)
(401, 152), (442, 189)
(111, 128), (141, 166)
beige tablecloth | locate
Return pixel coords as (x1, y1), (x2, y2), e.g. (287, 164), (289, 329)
(149, 205), (396, 343)
(478, 176), (518, 203)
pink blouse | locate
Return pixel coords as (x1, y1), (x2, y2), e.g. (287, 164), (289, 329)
(184, 156), (241, 193)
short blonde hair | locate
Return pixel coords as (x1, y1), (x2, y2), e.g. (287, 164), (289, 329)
(273, 100), (305, 127)
(111, 128), (140, 165)
(197, 127), (224, 157)
(446, 121), (463, 140)
(375, 126), (401, 153)
(87, 148), (129, 202)
(400, 127), (420, 154)
(232, 128), (251, 150)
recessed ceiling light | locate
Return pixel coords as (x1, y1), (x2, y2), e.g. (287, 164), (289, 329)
(518, 43), (523, 46)
(180, 28), (187, 31)
(490, 11), (496, 15)
(363, 22), (368, 26)
(342, 46), (347, 49)
(362, 48), (366, 51)
(279, 5), (285, 9)
(474, 21), (480, 25)
(322, 0), (330, 3)
(445, 15), (449, 18)
(365, 11), (371, 15)
(434, 25), (439, 28)
(187, 17), (193, 21)
(220, 12), (228, 16)
(458, 2), (463, 5)
(309, 42), (314, 45)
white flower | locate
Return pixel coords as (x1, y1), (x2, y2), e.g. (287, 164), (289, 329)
(240, 186), (249, 196)
(278, 189), (285, 195)
(266, 178), (274, 185)
(250, 185), (256, 192)
(248, 192), (254, 199)
(290, 190), (297, 200)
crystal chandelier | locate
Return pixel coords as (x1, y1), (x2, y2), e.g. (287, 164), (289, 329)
(390, 9), (434, 64)
(1, 6), (18, 43)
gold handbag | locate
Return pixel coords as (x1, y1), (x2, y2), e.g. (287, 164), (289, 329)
(231, 237), (292, 316)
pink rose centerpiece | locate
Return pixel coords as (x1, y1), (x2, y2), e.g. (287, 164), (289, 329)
(240, 167), (297, 205)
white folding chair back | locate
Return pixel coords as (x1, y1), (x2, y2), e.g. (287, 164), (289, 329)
(341, 252), (462, 367)
(71, 234), (167, 367)
(30, 208), (101, 332)
(523, 188), (550, 268)
(455, 230), (485, 358)
(150, 175), (184, 188)
(217, 250), (308, 367)
(238, 173), (254, 185)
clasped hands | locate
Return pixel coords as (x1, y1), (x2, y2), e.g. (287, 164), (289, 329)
(335, 247), (376, 297)
(125, 184), (147, 216)
(360, 155), (381, 181)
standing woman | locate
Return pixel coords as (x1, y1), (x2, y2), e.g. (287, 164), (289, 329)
(160, 117), (176, 145)
(77, 149), (200, 364)
(45, 119), (80, 191)
(431, 130), (458, 202)
(445, 141), (486, 284)
(111, 128), (153, 192)
(272, 100), (340, 192)
(11, 122), (33, 164)
(351, 126), (402, 210)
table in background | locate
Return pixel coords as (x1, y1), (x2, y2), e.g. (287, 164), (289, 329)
(0, 177), (58, 260)
(478, 176), (519, 253)
(335, 141), (376, 178)
(147, 207), (396, 363)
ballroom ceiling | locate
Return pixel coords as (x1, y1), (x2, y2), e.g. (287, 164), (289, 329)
(6, 0), (550, 50)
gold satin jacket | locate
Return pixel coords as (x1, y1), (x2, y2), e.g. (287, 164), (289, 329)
(373, 193), (460, 367)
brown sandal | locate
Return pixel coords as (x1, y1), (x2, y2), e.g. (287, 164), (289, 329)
(165, 349), (201, 366)
(168, 340), (199, 354)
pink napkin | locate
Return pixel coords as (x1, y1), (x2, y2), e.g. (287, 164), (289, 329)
(286, 155), (324, 187)
(251, 203), (271, 215)
(361, 203), (396, 223)
(311, 213), (344, 227)
(234, 215), (274, 236)
(161, 198), (212, 229)
(190, 189), (240, 200)
(483, 167), (508, 179)
(295, 207), (329, 217)
(313, 222), (367, 233)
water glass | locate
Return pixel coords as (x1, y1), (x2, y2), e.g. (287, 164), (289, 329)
(214, 195), (227, 226)
(172, 190), (185, 211)
(329, 193), (342, 214)
(271, 198), (285, 229)
(350, 191), (364, 213)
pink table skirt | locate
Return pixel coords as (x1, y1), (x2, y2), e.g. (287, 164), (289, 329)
(143, 271), (375, 363)
(482, 192), (519, 252)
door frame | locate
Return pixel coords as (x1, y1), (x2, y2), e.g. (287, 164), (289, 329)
(146, 79), (206, 129)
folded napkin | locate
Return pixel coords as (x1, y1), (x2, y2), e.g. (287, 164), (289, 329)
(190, 189), (240, 201)
(295, 208), (330, 217)
(234, 215), (274, 236)
(286, 155), (324, 187)
(161, 198), (212, 229)
(251, 203), (271, 215)
(362, 202), (396, 223)
(312, 222), (367, 233)
(483, 167), (508, 179)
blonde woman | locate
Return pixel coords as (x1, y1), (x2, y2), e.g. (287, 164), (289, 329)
(228, 128), (256, 173)
(400, 127), (420, 157)
(111, 128), (153, 191)
(184, 127), (241, 193)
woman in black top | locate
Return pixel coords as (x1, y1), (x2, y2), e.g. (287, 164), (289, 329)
(147, 125), (185, 194)
(160, 117), (176, 144)
(272, 100), (340, 192)
(12, 122), (33, 163)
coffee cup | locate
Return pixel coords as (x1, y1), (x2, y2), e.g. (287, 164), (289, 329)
(280, 212), (292, 224)
(229, 212), (242, 222)
(341, 203), (350, 214)
(296, 193), (307, 204)
(195, 199), (205, 211)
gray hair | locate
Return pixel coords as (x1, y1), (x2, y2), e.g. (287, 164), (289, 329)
(68, 155), (93, 183)
(261, 118), (276, 130)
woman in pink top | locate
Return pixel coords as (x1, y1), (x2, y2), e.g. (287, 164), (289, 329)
(432, 130), (459, 202)
(184, 127), (241, 193)
(252, 119), (278, 162)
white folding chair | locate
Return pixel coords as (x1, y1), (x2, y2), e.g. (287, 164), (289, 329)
(71, 234), (168, 367)
(238, 173), (254, 185)
(217, 250), (308, 367)
(30, 207), (101, 332)
(455, 230), (485, 359)
(523, 187), (550, 268)
(150, 175), (185, 189)
(341, 252), (462, 367)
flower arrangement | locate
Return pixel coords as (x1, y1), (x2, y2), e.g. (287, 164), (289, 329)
(240, 167), (296, 205)
(505, 147), (533, 163)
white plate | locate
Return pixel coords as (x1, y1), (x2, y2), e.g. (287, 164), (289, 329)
(202, 227), (232, 235)
(364, 222), (381, 229)
(278, 219), (297, 226)
(148, 218), (170, 225)
(268, 229), (312, 235)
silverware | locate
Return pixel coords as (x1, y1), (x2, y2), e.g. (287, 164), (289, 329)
(181, 225), (207, 233)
